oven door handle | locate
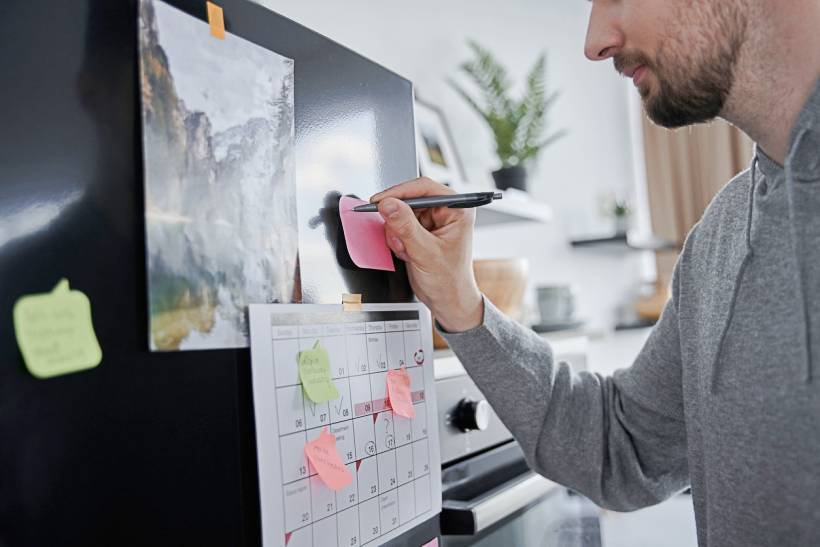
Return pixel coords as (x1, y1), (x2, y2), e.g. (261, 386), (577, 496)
(441, 471), (560, 535)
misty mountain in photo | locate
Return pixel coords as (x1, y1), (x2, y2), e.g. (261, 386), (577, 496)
(139, 0), (298, 350)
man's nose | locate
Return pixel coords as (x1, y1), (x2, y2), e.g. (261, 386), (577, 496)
(584, 2), (624, 61)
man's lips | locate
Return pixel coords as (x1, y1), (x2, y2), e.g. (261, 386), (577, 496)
(624, 65), (649, 86)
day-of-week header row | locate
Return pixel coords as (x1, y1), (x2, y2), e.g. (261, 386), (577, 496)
(272, 320), (420, 340)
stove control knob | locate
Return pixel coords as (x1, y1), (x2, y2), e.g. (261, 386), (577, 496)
(454, 398), (490, 432)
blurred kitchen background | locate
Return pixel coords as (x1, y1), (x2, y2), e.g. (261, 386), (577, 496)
(260, 1), (753, 545)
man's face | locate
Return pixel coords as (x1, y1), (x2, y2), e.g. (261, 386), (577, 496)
(585, 0), (747, 128)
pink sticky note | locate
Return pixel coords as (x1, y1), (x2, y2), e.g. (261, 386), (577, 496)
(339, 196), (396, 272)
(386, 366), (416, 418)
(304, 427), (353, 491)
(421, 539), (439, 547)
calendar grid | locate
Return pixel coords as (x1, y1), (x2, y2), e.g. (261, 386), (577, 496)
(253, 307), (438, 547)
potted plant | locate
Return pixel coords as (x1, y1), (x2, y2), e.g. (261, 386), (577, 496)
(600, 194), (632, 235)
(448, 41), (566, 192)
(612, 199), (631, 235)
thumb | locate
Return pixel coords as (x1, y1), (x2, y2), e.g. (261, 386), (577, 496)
(379, 198), (436, 261)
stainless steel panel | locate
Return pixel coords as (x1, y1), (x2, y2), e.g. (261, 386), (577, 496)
(436, 373), (513, 465)
(442, 472), (560, 534)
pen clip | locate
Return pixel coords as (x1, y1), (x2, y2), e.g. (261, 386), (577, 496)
(447, 192), (500, 209)
(448, 197), (493, 209)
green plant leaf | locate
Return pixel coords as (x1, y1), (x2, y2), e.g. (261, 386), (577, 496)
(450, 41), (566, 168)
(519, 129), (569, 163)
(446, 78), (490, 124)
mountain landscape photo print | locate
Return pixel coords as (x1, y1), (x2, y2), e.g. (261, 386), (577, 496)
(139, 0), (298, 351)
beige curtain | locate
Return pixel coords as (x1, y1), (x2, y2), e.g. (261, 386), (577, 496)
(642, 117), (754, 280)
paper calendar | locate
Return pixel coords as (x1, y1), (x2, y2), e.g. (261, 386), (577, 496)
(249, 303), (442, 547)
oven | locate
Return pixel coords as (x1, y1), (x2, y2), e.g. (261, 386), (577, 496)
(434, 353), (602, 547)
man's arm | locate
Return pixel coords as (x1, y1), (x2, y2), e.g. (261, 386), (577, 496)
(371, 177), (689, 511)
(439, 281), (689, 511)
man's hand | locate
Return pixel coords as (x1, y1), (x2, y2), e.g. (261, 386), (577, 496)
(371, 177), (484, 333)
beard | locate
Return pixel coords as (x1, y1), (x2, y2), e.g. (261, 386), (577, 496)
(616, 3), (747, 129)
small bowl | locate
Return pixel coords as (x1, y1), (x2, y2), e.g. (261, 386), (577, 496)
(433, 258), (529, 349)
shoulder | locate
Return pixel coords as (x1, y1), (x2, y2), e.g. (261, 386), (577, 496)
(693, 167), (752, 237)
(682, 167), (752, 255)
(672, 166), (753, 303)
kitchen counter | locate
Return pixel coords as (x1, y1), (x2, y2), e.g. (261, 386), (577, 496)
(434, 329), (591, 380)
(434, 325), (653, 380)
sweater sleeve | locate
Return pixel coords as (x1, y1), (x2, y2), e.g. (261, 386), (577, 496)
(438, 269), (689, 511)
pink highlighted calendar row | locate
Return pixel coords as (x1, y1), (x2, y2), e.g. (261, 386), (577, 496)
(276, 368), (426, 435)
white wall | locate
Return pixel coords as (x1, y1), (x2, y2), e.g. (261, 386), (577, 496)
(259, 0), (649, 330)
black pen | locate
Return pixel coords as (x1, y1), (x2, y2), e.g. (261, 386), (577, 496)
(353, 191), (502, 213)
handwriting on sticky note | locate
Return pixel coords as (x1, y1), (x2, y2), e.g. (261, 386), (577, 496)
(13, 279), (102, 379)
(206, 1), (225, 40)
(299, 340), (339, 403)
(339, 196), (396, 272)
(304, 427), (353, 491)
(386, 367), (415, 418)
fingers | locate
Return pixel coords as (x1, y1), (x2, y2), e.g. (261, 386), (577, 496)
(417, 210), (437, 231)
(370, 177), (455, 203)
(385, 233), (409, 262)
(379, 197), (436, 262)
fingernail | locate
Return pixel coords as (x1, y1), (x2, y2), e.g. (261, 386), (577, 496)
(380, 200), (398, 218)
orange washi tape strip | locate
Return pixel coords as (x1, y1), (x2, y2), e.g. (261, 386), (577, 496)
(206, 1), (225, 40)
(342, 294), (363, 312)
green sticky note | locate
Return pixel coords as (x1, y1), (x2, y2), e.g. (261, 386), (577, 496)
(299, 340), (339, 403)
(13, 279), (102, 379)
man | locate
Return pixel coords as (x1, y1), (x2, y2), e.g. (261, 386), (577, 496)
(371, 1), (820, 545)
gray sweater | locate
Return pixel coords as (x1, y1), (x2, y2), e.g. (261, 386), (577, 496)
(440, 79), (820, 547)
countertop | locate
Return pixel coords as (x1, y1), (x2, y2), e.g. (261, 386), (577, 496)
(434, 325), (653, 380)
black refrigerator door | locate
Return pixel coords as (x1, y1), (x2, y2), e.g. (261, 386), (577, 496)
(0, 1), (416, 545)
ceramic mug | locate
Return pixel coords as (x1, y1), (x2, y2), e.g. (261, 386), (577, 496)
(536, 285), (576, 324)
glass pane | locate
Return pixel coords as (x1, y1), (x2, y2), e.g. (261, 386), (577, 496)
(442, 490), (602, 547)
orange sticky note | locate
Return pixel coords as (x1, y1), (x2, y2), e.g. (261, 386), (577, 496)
(206, 1), (225, 40)
(386, 367), (415, 418)
(339, 196), (396, 272)
(304, 427), (353, 491)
